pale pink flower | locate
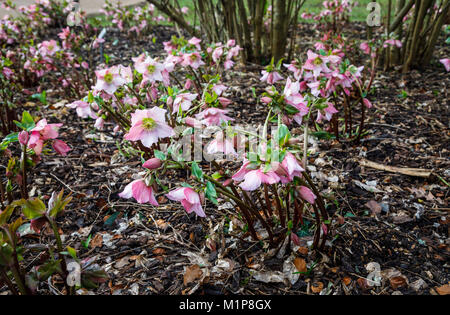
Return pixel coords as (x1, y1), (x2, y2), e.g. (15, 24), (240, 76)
(188, 37), (202, 50)
(133, 55), (165, 83)
(181, 6), (189, 14)
(363, 98), (373, 108)
(218, 97), (232, 107)
(260, 70), (283, 84)
(316, 102), (338, 122)
(206, 132), (236, 156)
(94, 117), (105, 130)
(280, 152), (304, 182)
(298, 186), (316, 204)
(67, 101), (98, 119)
(359, 42), (370, 54)
(38, 40), (59, 56)
(212, 46), (224, 63)
(18, 131), (29, 146)
(119, 179), (158, 205)
(195, 108), (234, 126)
(239, 168), (280, 191)
(182, 52), (205, 69)
(212, 84), (227, 96)
(52, 139), (71, 156)
(440, 58), (450, 72)
(173, 93), (198, 113)
(94, 67), (127, 95)
(124, 108), (175, 148)
(166, 187), (205, 217)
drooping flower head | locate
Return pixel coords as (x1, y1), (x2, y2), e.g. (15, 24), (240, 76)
(166, 187), (205, 217)
(119, 179), (158, 205)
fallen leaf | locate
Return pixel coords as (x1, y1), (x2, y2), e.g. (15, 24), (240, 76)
(435, 284), (450, 295)
(297, 246), (308, 256)
(90, 233), (103, 249)
(293, 258), (307, 273)
(152, 248), (165, 255)
(311, 282), (323, 293)
(183, 264), (203, 286)
(365, 200), (382, 215)
(390, 276), (407, 289)
(115, 256), (131, 268)
(357, 278), (370, 291)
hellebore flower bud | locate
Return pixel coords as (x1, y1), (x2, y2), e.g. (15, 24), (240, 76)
(143, 158), (162, 170)
(18, 131), (29, 146)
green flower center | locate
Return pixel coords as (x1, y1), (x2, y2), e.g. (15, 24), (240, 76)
(142, 117), (156, 130)
(314, 57), (323, 65)
(48, 45), (54, 51)
(147, 65), (156, 74)
(190, 54), (197, 61)
(104, 73), (113, 84)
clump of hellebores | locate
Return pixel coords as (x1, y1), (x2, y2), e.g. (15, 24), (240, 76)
(66, 34), (331, 250)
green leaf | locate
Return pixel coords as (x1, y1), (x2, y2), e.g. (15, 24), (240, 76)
(19, 198), (46, 219)
(191, 161), (203, 180)
(66, 246), (78, 260)
(104, 212), (119, 226)
(81, 235), (92, 249)
(0, 204), (15, 225)
(211, 172), (222, 180)
(205, 181), (218, 205)
(48, 191), (72, 218)
(154, 150), (166, 161)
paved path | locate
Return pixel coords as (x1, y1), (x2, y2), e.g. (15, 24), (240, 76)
(1, 0), (144, 18)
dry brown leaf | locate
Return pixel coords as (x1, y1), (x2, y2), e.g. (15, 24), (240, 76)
(183, 264), (203, 286)
(297, 246), (308, 255)
(90, 233), (103, 249)
(390, 276), (407, 289)
(365, 200), (381, 215)
(153, 248), (165, 255)
(311, 281), (324, 293)
(435, 284), (450, 295)
(293, 257), (307, 273)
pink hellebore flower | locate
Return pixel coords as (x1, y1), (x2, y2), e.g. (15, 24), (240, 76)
(124, 108), (175, 148)
(67, 100), (98, 119)
(18, 131), (29, 146)
(260, 70), (283, 84)
(166, 187), (205, 217)
(119, 179), (158, 205)
(134, 55), (165, 83)
(359, 42), (370, 55)
(440, 58), (450, 72)
(182, 52), (205, 69)
(52, 139), (71, 156)
(188, 37), (202, 50)
(363, 98), (373, 109)
(94, 66), (127, 95)
(143, 158), (162, 169)
(303, 50), (332, 78)
(298, 186), (316, 204)
(38, 40), (59, 56)
(280, 152), (304, 182)
(317, 102), (338, 122)
(173, 93), (198, 113)
(212, 46), (224, 63)
(206, 132), (236, 156)
(239, 168), (280, 191)
(195, 108), (234, 126)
